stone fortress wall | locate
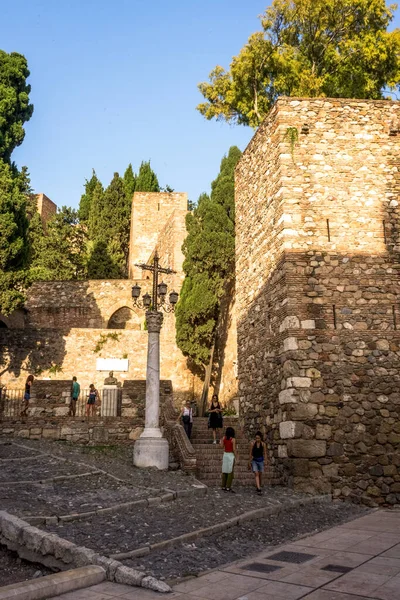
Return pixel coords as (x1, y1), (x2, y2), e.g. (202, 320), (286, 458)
(236, 97), (400, 505)
(0, 192), (195, 404)
(36, 193), (57, 228)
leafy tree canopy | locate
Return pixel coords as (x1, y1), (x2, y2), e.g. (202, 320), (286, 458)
(29, 207), (87, 281)
(0, 50), (34, 162)
(176, 146), (241, 367)
(197, 0), (400, 127)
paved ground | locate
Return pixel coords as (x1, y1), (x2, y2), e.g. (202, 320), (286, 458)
(49, 509), (400, 599)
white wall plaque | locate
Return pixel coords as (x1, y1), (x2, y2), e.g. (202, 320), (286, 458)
(96, 358), (129, 372)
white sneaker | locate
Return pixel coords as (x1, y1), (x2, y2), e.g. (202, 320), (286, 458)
(213, 440), (217, 444)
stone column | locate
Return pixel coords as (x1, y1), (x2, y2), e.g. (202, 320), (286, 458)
(133, 311), (169, 470)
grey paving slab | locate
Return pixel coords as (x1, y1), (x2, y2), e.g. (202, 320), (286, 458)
(48, 509), (400, 600)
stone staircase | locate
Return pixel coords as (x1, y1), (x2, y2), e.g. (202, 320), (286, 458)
(191, 417), (276, 487)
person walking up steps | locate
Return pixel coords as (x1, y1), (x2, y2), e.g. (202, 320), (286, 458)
(221, 426), (237, 493)
(68, 376), (80, 416)
(249, 431), (267, 495)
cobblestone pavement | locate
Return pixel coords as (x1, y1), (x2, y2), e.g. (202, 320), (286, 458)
(49, 509), (400, 600)
(42, 487), (316, 555)
(9, 438), (201, 490)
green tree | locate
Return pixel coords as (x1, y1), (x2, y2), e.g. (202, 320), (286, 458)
(0, 161), (30, 314)
(87, 173), (129, 278)
(30, 207), (87, 281)
(176, 147), (241, 367)
(0, 51), (34, 163)
(87, 180), (105, 241)
(87, 240), (123, 279)
(79, 170), (100, 223)
(135, 161), (160, 192)
(197, 0), (400, 127)
(123, 163), (136, 201)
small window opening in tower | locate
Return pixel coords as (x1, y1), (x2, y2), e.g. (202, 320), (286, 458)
(332, 305), (337, 329)
(383, 220), (387, 244)
(392, 305), (397, 330)
(158, 202), (160, 211)
(326, 219), (331, 242)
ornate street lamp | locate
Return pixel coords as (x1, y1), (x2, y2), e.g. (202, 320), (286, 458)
(132, 251), (178, 470)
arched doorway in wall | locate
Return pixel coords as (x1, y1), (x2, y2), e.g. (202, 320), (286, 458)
(107, 307), (141, 330)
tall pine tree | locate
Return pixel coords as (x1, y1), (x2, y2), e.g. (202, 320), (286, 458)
(123, 163), (136, 201)
(176, 147), (241, 367)
(135, 161), (160, 192)
(79, 170), (100, 223)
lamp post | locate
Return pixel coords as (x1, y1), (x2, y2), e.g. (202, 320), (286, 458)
(131, 251), (178, 470)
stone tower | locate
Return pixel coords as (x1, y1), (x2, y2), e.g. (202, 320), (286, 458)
(235, 98), (400, 504)
(128, 192), (188, 282)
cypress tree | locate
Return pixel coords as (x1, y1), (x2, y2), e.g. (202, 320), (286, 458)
(175, 146), (241, 367)
(79, 170), (100, 223)
(135, 161), (160, 192)
(123, 163), (136, 201)
(88, 180), (105, 241)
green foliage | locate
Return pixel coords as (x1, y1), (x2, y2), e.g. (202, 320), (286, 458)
(176, 146), (241, 367)
(48, 363), (63, 375)
(197, 0), (400, 127)
(29, 206), (87, 281)
(79, 170), (100, 223)
(0, 51), (34, 162)
(87, 173), (130, 278)
(123, 163), (136, 201)
(0, 160), (30, 314)
(93, 332), (121, 354)
(135, 161), (160, 192)
(284, 126), (299, 160)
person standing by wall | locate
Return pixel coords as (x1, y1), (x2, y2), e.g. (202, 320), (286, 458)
(221, 426), (237, 492)
(21, 375), (34, 417)
(249, 431), (267, 495)
(179, 400), (193, 440)
(208, 393), (223, 444)
(86, 384), (99, 417)
(68, 376), (80, 417)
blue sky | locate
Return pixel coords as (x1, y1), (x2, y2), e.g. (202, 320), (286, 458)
(2, 1), (399, 209)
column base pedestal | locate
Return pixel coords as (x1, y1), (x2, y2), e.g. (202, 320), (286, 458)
(133, 437), (169, 470)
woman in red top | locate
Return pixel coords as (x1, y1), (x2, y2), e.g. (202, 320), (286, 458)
(220, 427), (237, 492)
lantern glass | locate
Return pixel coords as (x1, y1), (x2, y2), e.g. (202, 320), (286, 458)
(158, 281), (167, 297)
(143, 293), (151, 308)
(169, 291), (178, 305)
(131, 284), (141, 299)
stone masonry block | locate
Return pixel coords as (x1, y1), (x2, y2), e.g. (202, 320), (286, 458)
(279, 389), (297, 404)
(287, 440), (327, 458)
(279, 316), (300, 332)
(289, 404), (318, 420)
(288, 377), (312, 388)
(279, 421), (303, 439)
(283, 337), (298, 351)
(316, 424), (332, 440)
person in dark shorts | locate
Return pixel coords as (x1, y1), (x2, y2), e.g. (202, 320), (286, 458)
(248, 431), (267, 494)
(86, 384), (99, 417)
(208, 394), (223, 444)
(68, 376), (80, 416)
(21, 375), (34, 417)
